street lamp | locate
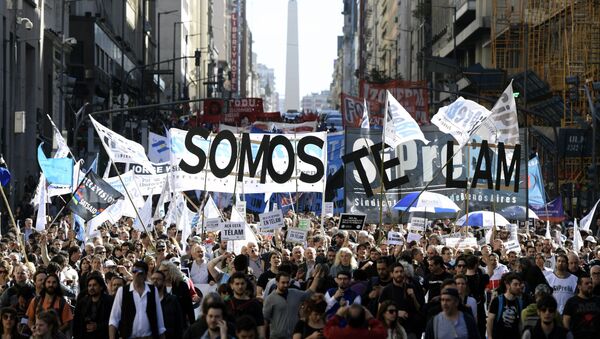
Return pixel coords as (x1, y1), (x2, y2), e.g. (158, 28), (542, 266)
(156, 9), (178, 105)
(172, 21), (191, 105)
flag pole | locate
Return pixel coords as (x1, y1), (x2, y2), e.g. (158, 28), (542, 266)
(45, 114), (77, 160)
(109, 162), (156, 246)
(379, 93), (389, 226)
(0, 158), (29, 263)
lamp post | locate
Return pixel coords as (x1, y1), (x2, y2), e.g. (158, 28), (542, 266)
(172, 21), (190, 106)
(156, 9), (178, 106)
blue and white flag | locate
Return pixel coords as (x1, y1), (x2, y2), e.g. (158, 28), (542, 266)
(37, 143), (74, 186)
(148, 131), (170, 163)
(360, 99), (370, 129)
(527, 156), (546, 206)
(132, 195), (153, 232)
(73, 214), (86, 242)
(432, 97), (493, 146)
(384, 90), (429, 147)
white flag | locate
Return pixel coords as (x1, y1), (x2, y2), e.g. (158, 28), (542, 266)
(581, 198), (600, 231)
(360, 99), (370, 129)
(132, 196), (153, 232)
(203, 195), (222, 220)
(384, 91), (429, 147)
(474, 81), (519, 159)
(153, 180), (171, 220)
(573, 218), (583, 253)
(46, 114), (70, 158)
(148, 132), (170, 163)
(165, 193), (185, 226)
(35, 174), (47, 232)
(545, 221), (551, 239)
(229, 207), (258, 254)
(89, 115), (156, 174)
(432, 97), (493, 146)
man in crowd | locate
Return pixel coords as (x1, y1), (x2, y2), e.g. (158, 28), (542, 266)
(487, 272), (524, 339)
(546, 253), (578, 314)
(108, 261), (166, 339)
(379, 262), (422, 338)
(151, 269), (185, 339)
(563, 273), (600, 339)
(226, 271), (265, 338)
(73, 273), (113, 339)
(325, 270), (361, 318)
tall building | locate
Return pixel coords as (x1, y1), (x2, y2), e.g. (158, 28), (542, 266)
(302, 91), (331, 112)
(284, 0), (300, 112)
(257, 63), (279, 112)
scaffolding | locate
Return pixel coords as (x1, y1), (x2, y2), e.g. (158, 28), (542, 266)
(491, 0), (600, 126)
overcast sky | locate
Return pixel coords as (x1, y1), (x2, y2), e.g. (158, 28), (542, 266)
(246, 0), (344, 98)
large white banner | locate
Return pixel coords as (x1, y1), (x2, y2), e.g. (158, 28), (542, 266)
(384, 90), (429, 147)
(168, 128), (327, 194)
(104, 171), (144, 217)
(431, 97), (493, 146)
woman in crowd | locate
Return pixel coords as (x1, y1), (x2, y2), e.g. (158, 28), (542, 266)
(31, 310), (65, 339)
(329, 247), (358, 277)
(377, 300), (407, 339)
(0, 307), (25, 339)
(293, 296), (327, 339)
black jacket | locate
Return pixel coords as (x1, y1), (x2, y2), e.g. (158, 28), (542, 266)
(171, 279), (195, 326)
(72, 293), (113, 339)
(161, 292), (185, 339)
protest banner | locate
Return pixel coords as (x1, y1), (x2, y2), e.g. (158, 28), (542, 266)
(236, 201), (247, 217)
(387, 231), (404, 245)
(258, 210), (284, 232)
(408, 217), (427, 232)
(407, 232), (422, 244)
(221, 222), (245, 241)
(205, 218), (222, 232)
(338, 213), (366, 230)
(286, 228), (308, 244)
(324, 202), (334, 217)
(298, 219), (311, 230)
(445, 237), (478, 249)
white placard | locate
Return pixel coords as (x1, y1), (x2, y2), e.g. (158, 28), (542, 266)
(409, 217), (426, 231)
(236, 201), (246, 217)
(445, 237), (478, 249)
(204, 218), (222, 232)
(286, 228), (308, 244)
(324, 202), (334, 217)
(259, 210), (284, 232)
(221, 221), (245, 241)
(273, 203), (278, 210)
(387, 231), (404, 245)
(504, 240), (521, 253)
(407, 232), (422, 244)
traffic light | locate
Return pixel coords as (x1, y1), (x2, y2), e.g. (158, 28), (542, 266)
(63, 74), (77, 100)
(194, 50), (201, 67)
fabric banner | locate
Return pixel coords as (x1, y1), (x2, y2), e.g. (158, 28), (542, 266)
(89, 116), (155, 174)
(104, 171), (144, 218)
(581, 198), (599, 231)
(68, 171), (124, 221)
(359, 80), (429, 124)
(531, 197), (565, 222)
(168, 128), (327, 194)
(35, 173), (47, 232)
(128, 162), (169, 196)
(218, 121), (318, 134)
(37, 143), (74, 186)
(132, 196), (153, 232)
(431, 97), (493, 146)
(384, 90), (429, 148)
(148, 132), (170, 163)
(341, 93), (384, 128)
(527, 156), (546, 206)
(46, 114), (70, 158)
(474, 81), (519, 160)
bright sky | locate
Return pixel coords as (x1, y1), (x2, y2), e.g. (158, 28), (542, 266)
(246, 0), (343, 98)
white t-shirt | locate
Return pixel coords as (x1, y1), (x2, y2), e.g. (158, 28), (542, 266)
(546, 272), (578, 314)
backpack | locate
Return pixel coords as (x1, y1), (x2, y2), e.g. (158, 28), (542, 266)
(494, 294), (524, 323)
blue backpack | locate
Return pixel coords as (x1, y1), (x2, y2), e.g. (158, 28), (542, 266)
(495, 294), (524, 323)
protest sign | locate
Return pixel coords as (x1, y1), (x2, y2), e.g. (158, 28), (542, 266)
(408, 217), (426, 231)
(504, 240), (521, 253)
(324, 202), (334, 217)
(236, 201), (246, 217)
(407, 232), (422, 244)
(221, 222), (245, 241)
(258, 210), (284, 232)
(445, 237), (478, 249)
(338, 213), (366, 230)
(387, 231), (404, 245)
(298, 219), (311, 230)
(286, 228), (308, 244)
(205, 218), (222, 232)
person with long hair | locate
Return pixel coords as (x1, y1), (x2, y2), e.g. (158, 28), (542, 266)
(377, 300), (407, 339)
(25, 274), (72, 334)
(31, 310), (65, 339)
(157, 260), (195, 326)
(0, 307), (26, 339)
(293, 296), (327, 338)
(329, 247), (358, 278)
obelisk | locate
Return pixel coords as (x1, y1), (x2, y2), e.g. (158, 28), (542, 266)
(284, 0), (300, 112)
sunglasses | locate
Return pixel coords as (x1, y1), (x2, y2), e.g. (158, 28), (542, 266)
(456, 264), (465, 268)
(157, 248), (165, 252)
(387, 309), (397, 314)
(132, 267), (146, 274)
(2, 314), (15, 320)
(538, 308), (556, 313)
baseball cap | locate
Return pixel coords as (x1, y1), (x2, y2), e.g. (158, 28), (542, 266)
(585, 236), (597, 243)
(104, 260), (117, 268)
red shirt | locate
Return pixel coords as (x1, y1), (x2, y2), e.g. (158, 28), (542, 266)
(324, 315), (387, 339)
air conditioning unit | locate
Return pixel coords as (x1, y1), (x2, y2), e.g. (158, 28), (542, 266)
(14, 111), (25, 133)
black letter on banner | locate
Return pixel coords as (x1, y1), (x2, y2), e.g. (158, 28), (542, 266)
(297, 136), (324, 184)
(495, 142), (521, 192)
(267, 135), (295, 183)
(342, 147), (373, 197)
(179, 126), (210, 174)
(446, 141), (467, 189)
(471, 140), (494, 189)
(209, 130), (238, 178)
(238, 133), (270, 183)
(369, 142), (408, 189)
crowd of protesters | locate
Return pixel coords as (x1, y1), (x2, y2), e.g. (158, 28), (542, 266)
(0, 205), (599, 339)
